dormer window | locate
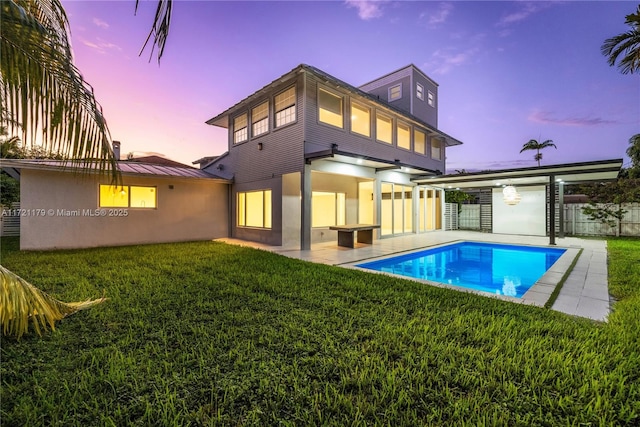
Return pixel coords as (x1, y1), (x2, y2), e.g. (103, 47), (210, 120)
(428, 91), (435, 107)
(233, 114), (247, 144)
(388, 84), (402, 101)
(416, 83), (424, 100)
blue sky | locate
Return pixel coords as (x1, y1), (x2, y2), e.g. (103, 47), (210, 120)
(63, 0), (639, 171)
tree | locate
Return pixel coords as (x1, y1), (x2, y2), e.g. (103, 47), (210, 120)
(520, 139), (557, 166)
(602, 5), (640, 75)
(626, 133), (640, 178)
(580, 178), (640, 236)
(0, 0), (172, 338)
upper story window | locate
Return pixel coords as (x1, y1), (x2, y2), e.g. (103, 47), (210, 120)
(350, 102), (370, 137)
(416, 83), (424, 100)
(252, 102), (269, 137)
(414, 129), (426, 155)
(376, 114), (392, 144)
(431, 138), (442, 161)
(233, 114), (248, 144)
(318, 88), (343, 128)
(388, 84), (402, 101)
(275, 86), (296, 127)
(397, 123), (411, 150)
(428, 91), (435, 107)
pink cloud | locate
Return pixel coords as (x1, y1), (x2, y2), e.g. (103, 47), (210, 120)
(528, 110), (618, 126)
(344, 0), (385, 21)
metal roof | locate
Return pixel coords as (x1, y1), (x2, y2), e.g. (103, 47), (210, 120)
(413, 159), (623, 189)
(0, 159), (229, 181)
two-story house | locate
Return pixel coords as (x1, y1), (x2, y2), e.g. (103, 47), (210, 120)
(202, 64), (463, 249)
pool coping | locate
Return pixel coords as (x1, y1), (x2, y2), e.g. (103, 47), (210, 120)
(338, 240), (580, 308)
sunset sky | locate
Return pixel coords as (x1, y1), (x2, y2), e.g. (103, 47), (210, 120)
(62, 0), (639, 172)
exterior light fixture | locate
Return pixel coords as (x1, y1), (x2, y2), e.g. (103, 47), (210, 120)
(258, 143), (263, 151)
(503, 185), (521, 205)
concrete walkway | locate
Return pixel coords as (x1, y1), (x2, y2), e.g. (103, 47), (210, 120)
(217, 231), (610, 321)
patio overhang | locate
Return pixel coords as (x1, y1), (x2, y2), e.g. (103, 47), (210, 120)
(412, 159), (623, 246)
(305, 148), (443, 176)
(412, 159), (623, 189)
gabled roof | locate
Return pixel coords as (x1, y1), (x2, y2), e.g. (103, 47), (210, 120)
(126, 155), (195, 168)
(205, 64), (463, 147)
(0, 159), (229, 182)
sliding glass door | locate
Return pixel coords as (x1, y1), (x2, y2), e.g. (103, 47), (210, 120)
(381, 183), (413, 236)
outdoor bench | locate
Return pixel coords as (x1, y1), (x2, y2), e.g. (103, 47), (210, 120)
(329, 224), (381, 248)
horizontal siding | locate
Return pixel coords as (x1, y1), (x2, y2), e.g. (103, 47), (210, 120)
(214, 75), (306, 184)
(304, 74), (446, 174)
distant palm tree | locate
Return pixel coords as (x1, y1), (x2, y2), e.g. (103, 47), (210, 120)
(601, 5), (640, 74)
(627, 133), (640, 178)
(520, 139), (557, 167)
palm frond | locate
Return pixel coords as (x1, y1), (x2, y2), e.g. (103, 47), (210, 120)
(0, 0), (119, 182)
(136, 0), (173, 63)
(0, 264), (107, 339)
(601, 6), (640, 74)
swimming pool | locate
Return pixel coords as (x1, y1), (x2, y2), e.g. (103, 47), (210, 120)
(356, 242), (566, 298)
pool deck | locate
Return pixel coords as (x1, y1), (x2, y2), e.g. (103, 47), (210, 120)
(216, 230), (610, 322)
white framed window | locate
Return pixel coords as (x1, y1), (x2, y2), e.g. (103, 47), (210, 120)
(237, 190), (272, 229)
(414, 129), (426, 155)
(388, 84), (402, 101)
(233, 114), (248, 144)
(312, 191), (346, 227)
(275, 86), (296, 127)
(318, 88), (343, 128)
(428, 90), (435, 107)
(252, 102), (269, 137)
(416, 83), (424, 100)
(350, 102), (370, 137)
(431, 138), (442, 160)
(99, 185), (156, 208)
(397, 123), (411, 150)
(376, 114), (393, 144)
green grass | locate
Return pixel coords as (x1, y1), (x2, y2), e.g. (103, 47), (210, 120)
(1, 237), (639, 426)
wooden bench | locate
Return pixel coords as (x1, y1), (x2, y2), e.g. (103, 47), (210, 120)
(329, 224), (381, 248)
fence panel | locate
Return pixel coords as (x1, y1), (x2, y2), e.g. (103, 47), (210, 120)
(459, 205), (480, 230)
(1, 202), (20, 237)
(564, 203), (640, 237)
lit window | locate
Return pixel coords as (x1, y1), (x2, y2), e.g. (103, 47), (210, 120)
(233, 114), (247, 144)
(416, 83), (424, 100)
(397, 123), (411, 150)
(99, 185), (156, 208)
(237, 190), (272, 229)
(312, 191), (346, 227)
(350, 102), (370, 137)
(432, 138), (442, 160)
(428, 91), (435, 107)
(414, 129), (426, 155)
(252, 102), (269, 137)
(318, 88), (343, 128)
(275, 86), (296, 127)
(376, 114), (392, 144)
(389, 84), (402, 101)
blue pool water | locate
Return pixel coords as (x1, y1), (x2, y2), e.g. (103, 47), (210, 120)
(357, 242), (566, 298)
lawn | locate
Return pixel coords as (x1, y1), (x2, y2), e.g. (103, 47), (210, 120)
(1, 237), (639, 426)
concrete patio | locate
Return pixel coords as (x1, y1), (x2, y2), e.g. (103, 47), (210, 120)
(217, 230), (611, 322)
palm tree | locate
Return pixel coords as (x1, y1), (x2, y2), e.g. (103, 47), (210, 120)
(0, 0), (172, 338)
(601, 5), (640, 74)
(520, 139), (557, 167)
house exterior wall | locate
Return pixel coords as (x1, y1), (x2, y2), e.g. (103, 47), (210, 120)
(231, 176), (283, 246)
(304, 74), (446, 174)
(19, 170), (228, 250)
(492, 186), (546, 236)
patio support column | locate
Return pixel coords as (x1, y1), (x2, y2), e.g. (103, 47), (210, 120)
(558, 182), (565, 238)
(549, 174), (556, 245)
(301, 164), (312, 250)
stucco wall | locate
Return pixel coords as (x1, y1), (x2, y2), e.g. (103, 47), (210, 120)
(492, 186), (546, 236)
(20, 170), (229, 250)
